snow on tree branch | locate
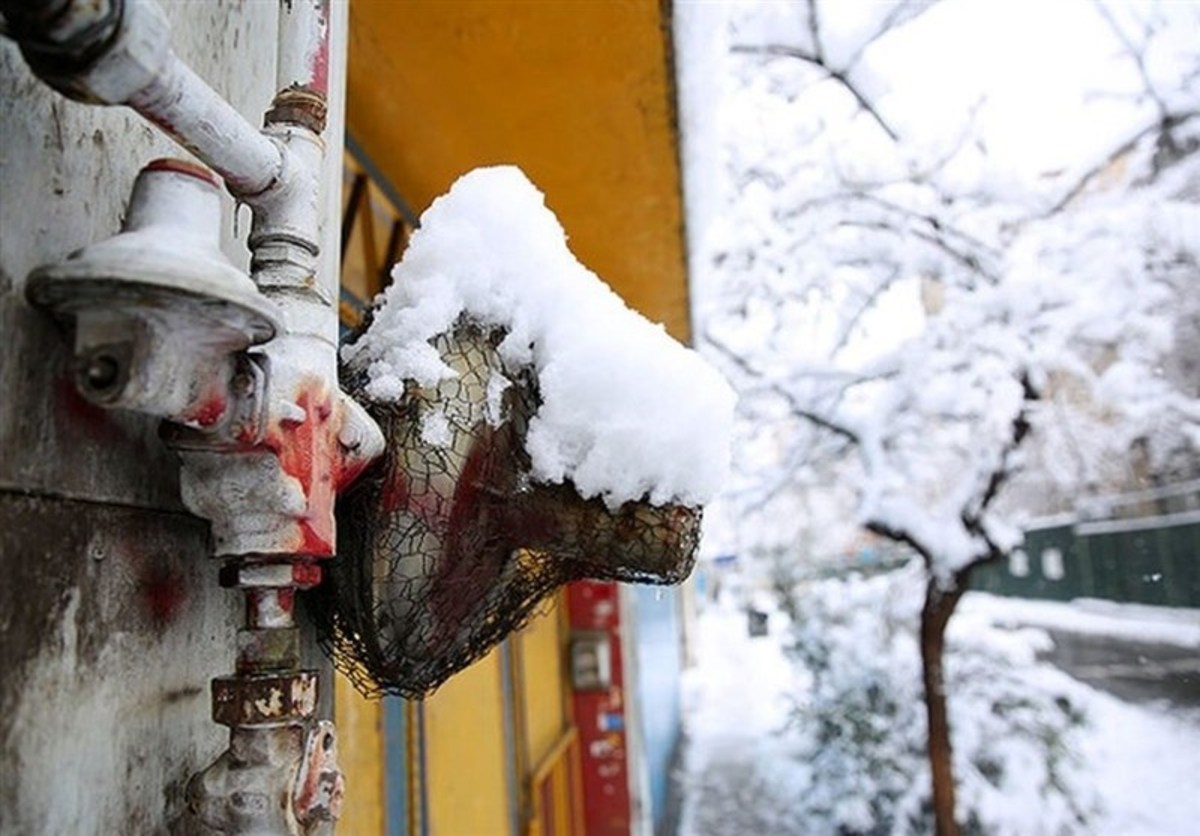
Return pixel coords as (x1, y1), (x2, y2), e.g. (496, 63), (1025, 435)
(703, 0), (1200, 577)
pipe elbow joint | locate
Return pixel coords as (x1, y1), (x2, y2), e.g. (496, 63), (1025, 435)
(11, 0), (172, 106)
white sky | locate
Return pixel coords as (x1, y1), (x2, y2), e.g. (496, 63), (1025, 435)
(678, 0), (1196, 371)
(866, 0), (1155, 182)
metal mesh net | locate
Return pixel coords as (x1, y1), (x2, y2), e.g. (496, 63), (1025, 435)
(310, 320), (701, 698)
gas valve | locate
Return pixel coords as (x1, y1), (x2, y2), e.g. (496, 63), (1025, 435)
(187, 720), (343, 834)
(26, 158), (282, 436)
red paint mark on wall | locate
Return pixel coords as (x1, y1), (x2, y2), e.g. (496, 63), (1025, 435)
(55, 378), (124, 443)
(140, 565), (187, 628)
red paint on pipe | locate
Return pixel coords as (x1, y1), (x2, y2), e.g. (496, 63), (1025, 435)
(310, 1), (331, 96)
(332, 402), (374, 489)
(262, 379), (338, 557)
(186, 392), (227, 428)
(144, 157), (218, 187)
(292, 562), (323, 589)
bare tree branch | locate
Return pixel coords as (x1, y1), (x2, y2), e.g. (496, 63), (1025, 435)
(704, 329), (862, 445)
(843, 0), (943, 72)
(1091, 0), (1169, 122)
(829, 264), (904, 355)
(730, 43), (900, 141)
(833, 99), (983, 189)
(865, 519), (935, 565)
(781, 190), (1003, 265)
(958, 373), (1039, 563)
(805, 0), (824, 63)
(1044, 110), (1200, 216)
(838, 218), (999, 285)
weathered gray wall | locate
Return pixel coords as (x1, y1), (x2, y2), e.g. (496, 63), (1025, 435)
(0, 2), (340, 831)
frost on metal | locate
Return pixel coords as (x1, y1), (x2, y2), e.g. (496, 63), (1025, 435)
(314, 167), (732, 697)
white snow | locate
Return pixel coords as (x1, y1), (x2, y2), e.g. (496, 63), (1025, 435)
(685, 0), (1200, 579)
(679, 602), (811, 836)
(418, 406), (451, 448)
(672, 0), (1200, 832)
(961, 592), (1200, 649)
(1079, 686), (1200, 836)
(680, 583), (1200, 836)
(343, 166), (736, 509)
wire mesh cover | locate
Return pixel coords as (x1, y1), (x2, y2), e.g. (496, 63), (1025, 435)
(310, 320), (701, 698)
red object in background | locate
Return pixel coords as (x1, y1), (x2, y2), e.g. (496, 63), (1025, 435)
(567, 580), (632, 836)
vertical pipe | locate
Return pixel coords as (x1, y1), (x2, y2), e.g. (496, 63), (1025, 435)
(277, 0), (331, 95)
(246, 588), (297, 629)
(500, 640), (523, 836)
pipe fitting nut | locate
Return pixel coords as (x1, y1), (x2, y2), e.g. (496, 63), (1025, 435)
(265, 85), (328, 134)
(19, 0), (172, 105)
(218, 561), (323, 590)
(212, 671), (318, 727)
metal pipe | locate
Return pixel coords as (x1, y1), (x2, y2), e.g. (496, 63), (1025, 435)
(0, 0), (122, 70)
(277, 0), (330, 96)
(127, 52), (282, 197)
(11, 3), (376, 828)
(4, 0), (283, 197)
(182, 5), (368, 832)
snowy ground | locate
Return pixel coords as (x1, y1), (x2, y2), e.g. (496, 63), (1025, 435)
(678, 595), (1200, 836)
(960, 593), (1200, 648)
(678, 603), (811, 836)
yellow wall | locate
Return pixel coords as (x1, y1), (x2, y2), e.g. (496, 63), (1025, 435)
(334, 673), (386, 834)
(520, 602), (569, 770)
(347, 0), (691, 340)
(423, 649), (514, 836)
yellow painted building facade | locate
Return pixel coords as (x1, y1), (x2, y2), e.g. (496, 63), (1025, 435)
(334, 2), (691, 834)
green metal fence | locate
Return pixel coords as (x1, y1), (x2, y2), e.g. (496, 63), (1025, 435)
(972, 514), (1200, 607)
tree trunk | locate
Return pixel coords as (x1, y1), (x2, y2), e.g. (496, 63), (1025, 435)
(921, 575), (966, 836)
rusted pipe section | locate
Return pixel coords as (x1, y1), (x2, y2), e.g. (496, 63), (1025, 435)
(187, 721), (343, 833)
(187, 559), (343, 833)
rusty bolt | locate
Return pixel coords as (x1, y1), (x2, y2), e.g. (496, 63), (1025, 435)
(264, 85), (327, 133)
(219, 561), (322, 590)
(211, 671), (318, 727)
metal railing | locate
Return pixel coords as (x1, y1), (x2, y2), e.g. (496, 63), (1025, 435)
(339, 145), (418, 331)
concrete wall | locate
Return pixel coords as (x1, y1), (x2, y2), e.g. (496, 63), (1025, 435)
(0, 3), (336, 830)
